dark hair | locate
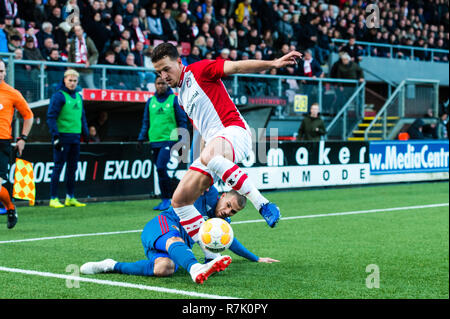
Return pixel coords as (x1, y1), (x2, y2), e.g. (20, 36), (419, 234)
(228, 190), (247, 210)
(151, 42), (179, 63)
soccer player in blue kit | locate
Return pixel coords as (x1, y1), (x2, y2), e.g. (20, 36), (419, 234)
(80, 186), (279, 284)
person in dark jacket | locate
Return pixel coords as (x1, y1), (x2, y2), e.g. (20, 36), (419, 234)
(297, 103), (326, 141)
(137, 75), (188, 211)
(407, 119), (426, 140)
(330, 53), (364, 82)
(46, 69), (89, 208)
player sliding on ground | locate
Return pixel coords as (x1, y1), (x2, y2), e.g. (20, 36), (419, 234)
(150, 43), (302, 244)
(80, 186), (279, 284)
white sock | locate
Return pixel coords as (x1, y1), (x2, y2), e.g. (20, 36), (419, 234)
(207, 156), (269, 210)
(173, 205), (204, 242)
(200, 245), (221, 261)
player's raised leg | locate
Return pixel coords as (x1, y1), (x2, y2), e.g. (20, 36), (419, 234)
(171, 169), (212, 242)
(201, 136), (281, 228)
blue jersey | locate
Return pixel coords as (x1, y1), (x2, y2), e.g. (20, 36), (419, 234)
(154, 186), (259, 262)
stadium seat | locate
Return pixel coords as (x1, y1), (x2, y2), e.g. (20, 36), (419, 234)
(181, 42), (191, 56)
(398, 132), (410, 140)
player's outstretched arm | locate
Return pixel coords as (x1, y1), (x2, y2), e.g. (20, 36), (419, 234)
(223, 51), (303, 76)
(257, 257), (280, 263)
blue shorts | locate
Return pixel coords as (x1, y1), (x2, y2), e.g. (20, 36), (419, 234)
(141, 214), (185, 271)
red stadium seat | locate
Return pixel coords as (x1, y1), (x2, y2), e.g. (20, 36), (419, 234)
(181, 42), (191, 56)
(398, 132), (410, 140)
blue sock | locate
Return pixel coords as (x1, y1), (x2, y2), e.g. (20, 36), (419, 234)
(167, 241), (198, 273)
(114, 260), (154, 276)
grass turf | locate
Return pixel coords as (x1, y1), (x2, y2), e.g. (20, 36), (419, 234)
(0, 182), (448, 299)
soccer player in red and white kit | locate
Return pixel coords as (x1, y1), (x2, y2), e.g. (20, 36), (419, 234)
(151, 43), (302, 243)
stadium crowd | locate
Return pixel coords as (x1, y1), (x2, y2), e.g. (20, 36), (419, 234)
(0, 0), (448, 74)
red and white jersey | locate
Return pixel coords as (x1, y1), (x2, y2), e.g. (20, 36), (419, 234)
(177, 59), (250, 143)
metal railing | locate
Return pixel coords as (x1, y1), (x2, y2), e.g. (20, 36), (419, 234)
(2, 55), (362, 117)
(325, 82), (366, 140)
(224, 73), (360, 118)
(364, 78), (440, 140)
(332, 39), (449, 62)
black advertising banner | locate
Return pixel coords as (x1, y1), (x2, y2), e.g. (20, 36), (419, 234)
(245, 140), (369, 167)
(13, 140), (440, 201)
(215, 140), (371, 191)
(6, 143), (155, 202)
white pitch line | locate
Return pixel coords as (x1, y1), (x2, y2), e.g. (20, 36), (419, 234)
(0, 202), (448, 245)
(232, 202), (450, 225)
(0, 266), (239, 299)
(0, 229), (142, 244)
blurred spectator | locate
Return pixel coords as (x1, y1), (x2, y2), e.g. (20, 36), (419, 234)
(122, 1), (137, 27)
(44, 0), (59, 18)
(186, 45), (202, 64)
(68, 24), (98, 89)
(111, 14), (125, 41)
(36, 21), (54, 51)
(23, 35), (44, 60)
(12, 48), (32, 98)
(339, 36), (363, 64)
(205, 36), (217, 57)
(212, 24), (229, 50)
(7, 34), (22, 52)
(330, 52), (364, 113)
(88, 125), (100, 142)
(117, 38), (131, 64)
(161, 9), (179, 42)
(297, 103), (327, 141)
(48, 6), (64, 28)
(438, 112), (448, 139)
(3, 15), (21, 42)
(46, 48), (66, 96)
(259, 0), (278, 34)
(113, 0), (128, 17)
(142, 45), (156, 85)
(229, 48), (238, 61)
(92, 111), (109, 141)
(330, 52), (364, 82)
(422, 108), (438, 139)
(138, 7), (149, 32)
(248, 27), (261, 47)
(86, 12), (112, 58)
(147, 7), (164, 41)
(434, 39), (449, 62)
(118, 53), (141, 90)
(133, 41), (145, 66)
(236, 26), (249, 51)
(276, 12), (294, 46)
(130, 16), (146, 45)
(176, 12), (191, 43)
(407, 118), (426, 139)
(301, 14), (323, 63)
(218, 47), (230, 60)
(235, 0), (254, 24)
(99, 50), (122, 89)
(296, 49), (324, 78)
(228, 29), (238, 50)
(40, 37), (56, 60)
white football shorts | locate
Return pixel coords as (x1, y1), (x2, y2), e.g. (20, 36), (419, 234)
(189, 125), (252, 184)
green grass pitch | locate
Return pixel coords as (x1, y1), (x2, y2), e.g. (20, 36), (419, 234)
(0, 182), (448, 299)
